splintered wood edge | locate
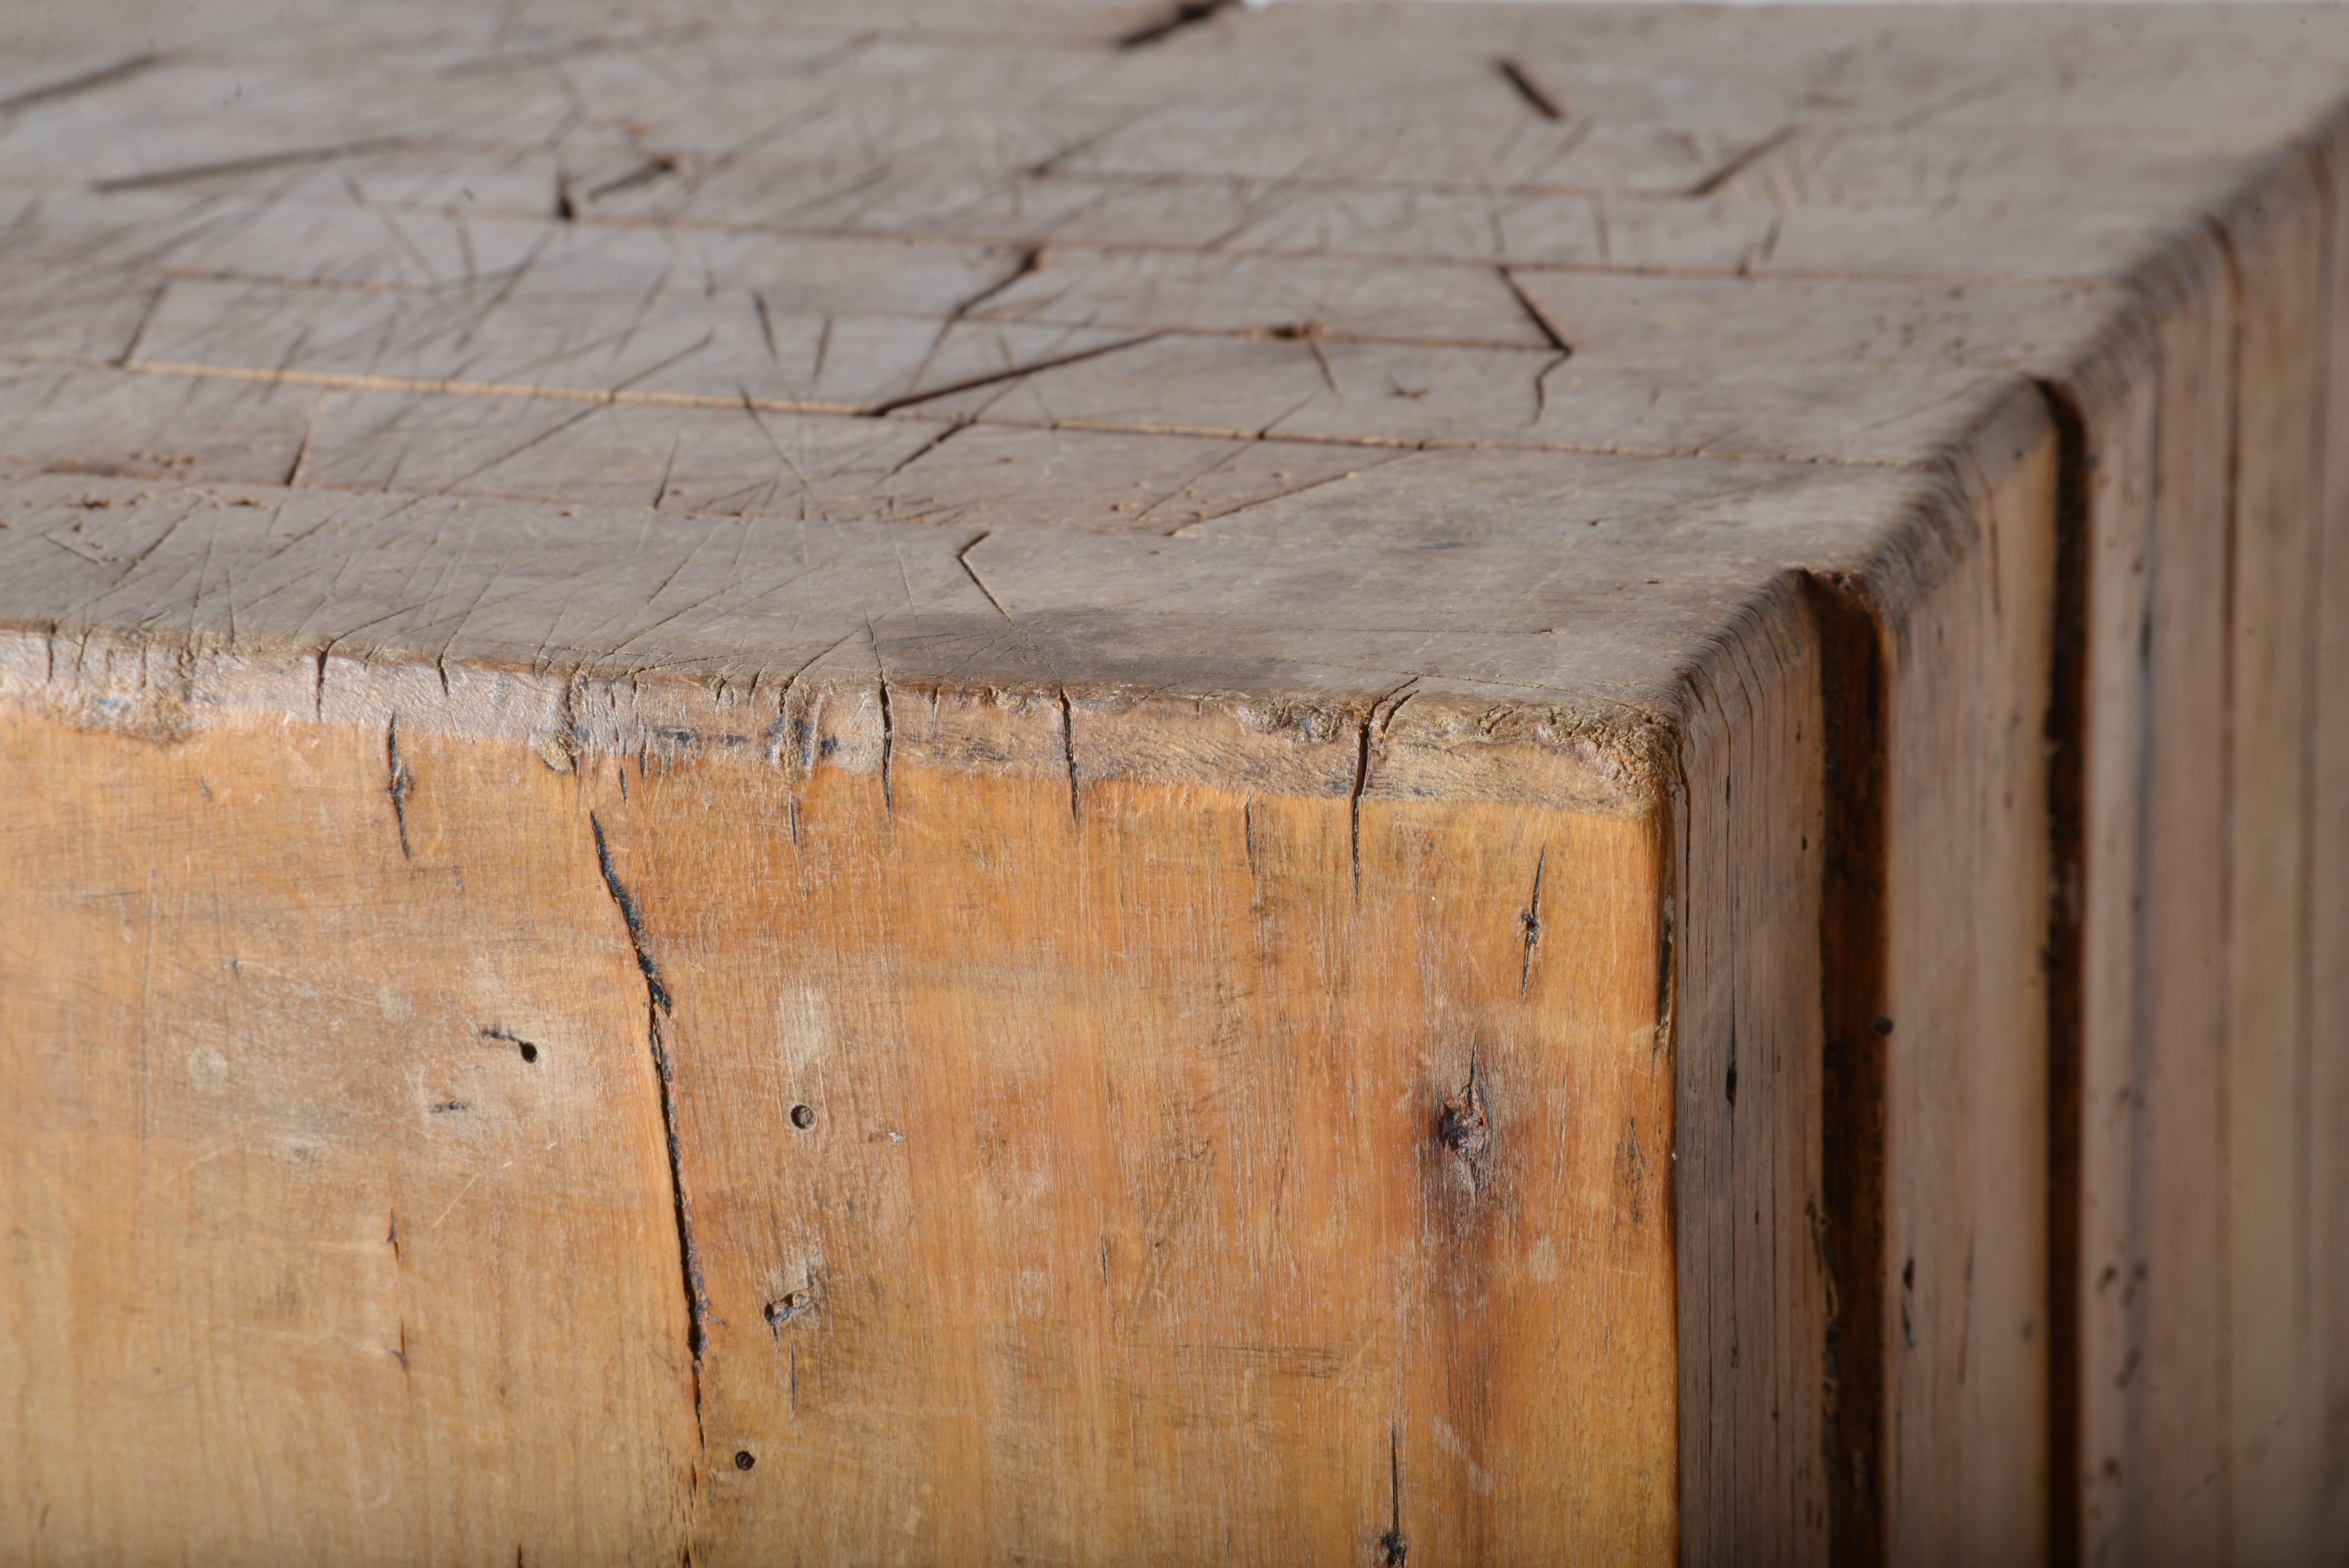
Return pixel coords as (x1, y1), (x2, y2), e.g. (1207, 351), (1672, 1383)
(0, 631), (1675, 817)
(0, 382), (2058, 824)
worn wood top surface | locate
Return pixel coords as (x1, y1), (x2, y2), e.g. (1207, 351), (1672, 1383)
(2, 0), (2343, 789)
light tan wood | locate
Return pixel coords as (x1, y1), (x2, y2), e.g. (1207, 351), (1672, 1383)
(0, 706), (701, 1564)
(619, 706), (1679, 1562)
(2, 3), (2347, 1562)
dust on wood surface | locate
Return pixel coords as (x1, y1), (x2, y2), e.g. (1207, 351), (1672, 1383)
(2, 2), (2347, 1563)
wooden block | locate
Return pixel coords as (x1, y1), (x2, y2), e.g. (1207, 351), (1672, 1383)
(2, 4), (2346, 1563)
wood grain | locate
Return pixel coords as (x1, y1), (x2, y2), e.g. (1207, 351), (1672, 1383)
(0, 2), (2345, 1561)
(2219, 150), (2332, 1568)
(0, 708), (700, 1565)
(1673, 581), (1829, 1567)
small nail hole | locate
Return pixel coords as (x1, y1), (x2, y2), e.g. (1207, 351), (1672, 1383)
(789, 1103), (815, 1130)
(733, 1449), (756, 1471)
(519, 1042), (539, 1063)
(1871, 1016), (1893, 1037)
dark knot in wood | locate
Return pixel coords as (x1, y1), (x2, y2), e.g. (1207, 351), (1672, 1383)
(1438, 1085), (1490, 1160)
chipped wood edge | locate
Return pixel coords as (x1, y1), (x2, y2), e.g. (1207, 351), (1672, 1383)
(0, 626), (1668, 818)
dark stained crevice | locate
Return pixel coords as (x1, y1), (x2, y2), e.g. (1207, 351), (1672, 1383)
(752, 291), (780, 362)
(1804, 570), (1889, 1568)
(386, 715), (414, 859)
(863, 332), (1162, 417)
(1116, 0), (1237, 51)
(1494, 57), (1569, 121)
(1347, 717), (1372, 893)
(0, 52), (166, 117)
(1499, 269), (1574, 430)
(956, 530), (1012, 618)
(882, 417), (964, 480)
(1686, 125), (1797, 199)
(1059, 688), (1082, 824)
(588, 810), (709, 1449)
(586, 153), (683, 202)
(2033, 376), (2094, 1568)
(1378, 1418), (1408, 1564)
(1518, 845), (1547, 999)
(1499, 269), (1572, 355)
(92, 135), (408, 192)
(652, 1007), (710, 1444)
(950, 245), (1045, 318)
(1652, 894), (1676, 1066)
(875, 672), (895, 813)
(1263, 319), (1345, 397)
(591, 812), (672, 1014)
(117, 281), (168, 369)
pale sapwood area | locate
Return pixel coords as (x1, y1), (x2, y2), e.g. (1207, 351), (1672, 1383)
(0, 1), (2343, 1563)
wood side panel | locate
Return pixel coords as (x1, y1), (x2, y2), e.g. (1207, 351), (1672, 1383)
(2312, 124), (2349, 1563)
(2054, 258), (2241, 1563)
(0, 709), (699, 1565)
(2136, 261), (2239, 1568)
(577, 708), (1679, 1564)
(2069, 351), (2162, 1568)
(2221, 154), (2332, 1568)
(1882, 431), (2060, 1566)
(2058, 157), (2332, 1568)
(1673, 588), (1830, 1567)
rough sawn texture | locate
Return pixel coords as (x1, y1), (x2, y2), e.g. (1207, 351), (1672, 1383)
(1, 3), (2345, 1565)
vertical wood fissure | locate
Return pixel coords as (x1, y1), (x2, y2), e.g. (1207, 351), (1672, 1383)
(386, 714), (414, 861)
(2120, 372), (2165, 1568)
(2210, 216), (2247, 1559)
(2035, 380), (2093, 1568)
(589, 809), (711, 1453)
(1805, 572), (1889, 1568)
